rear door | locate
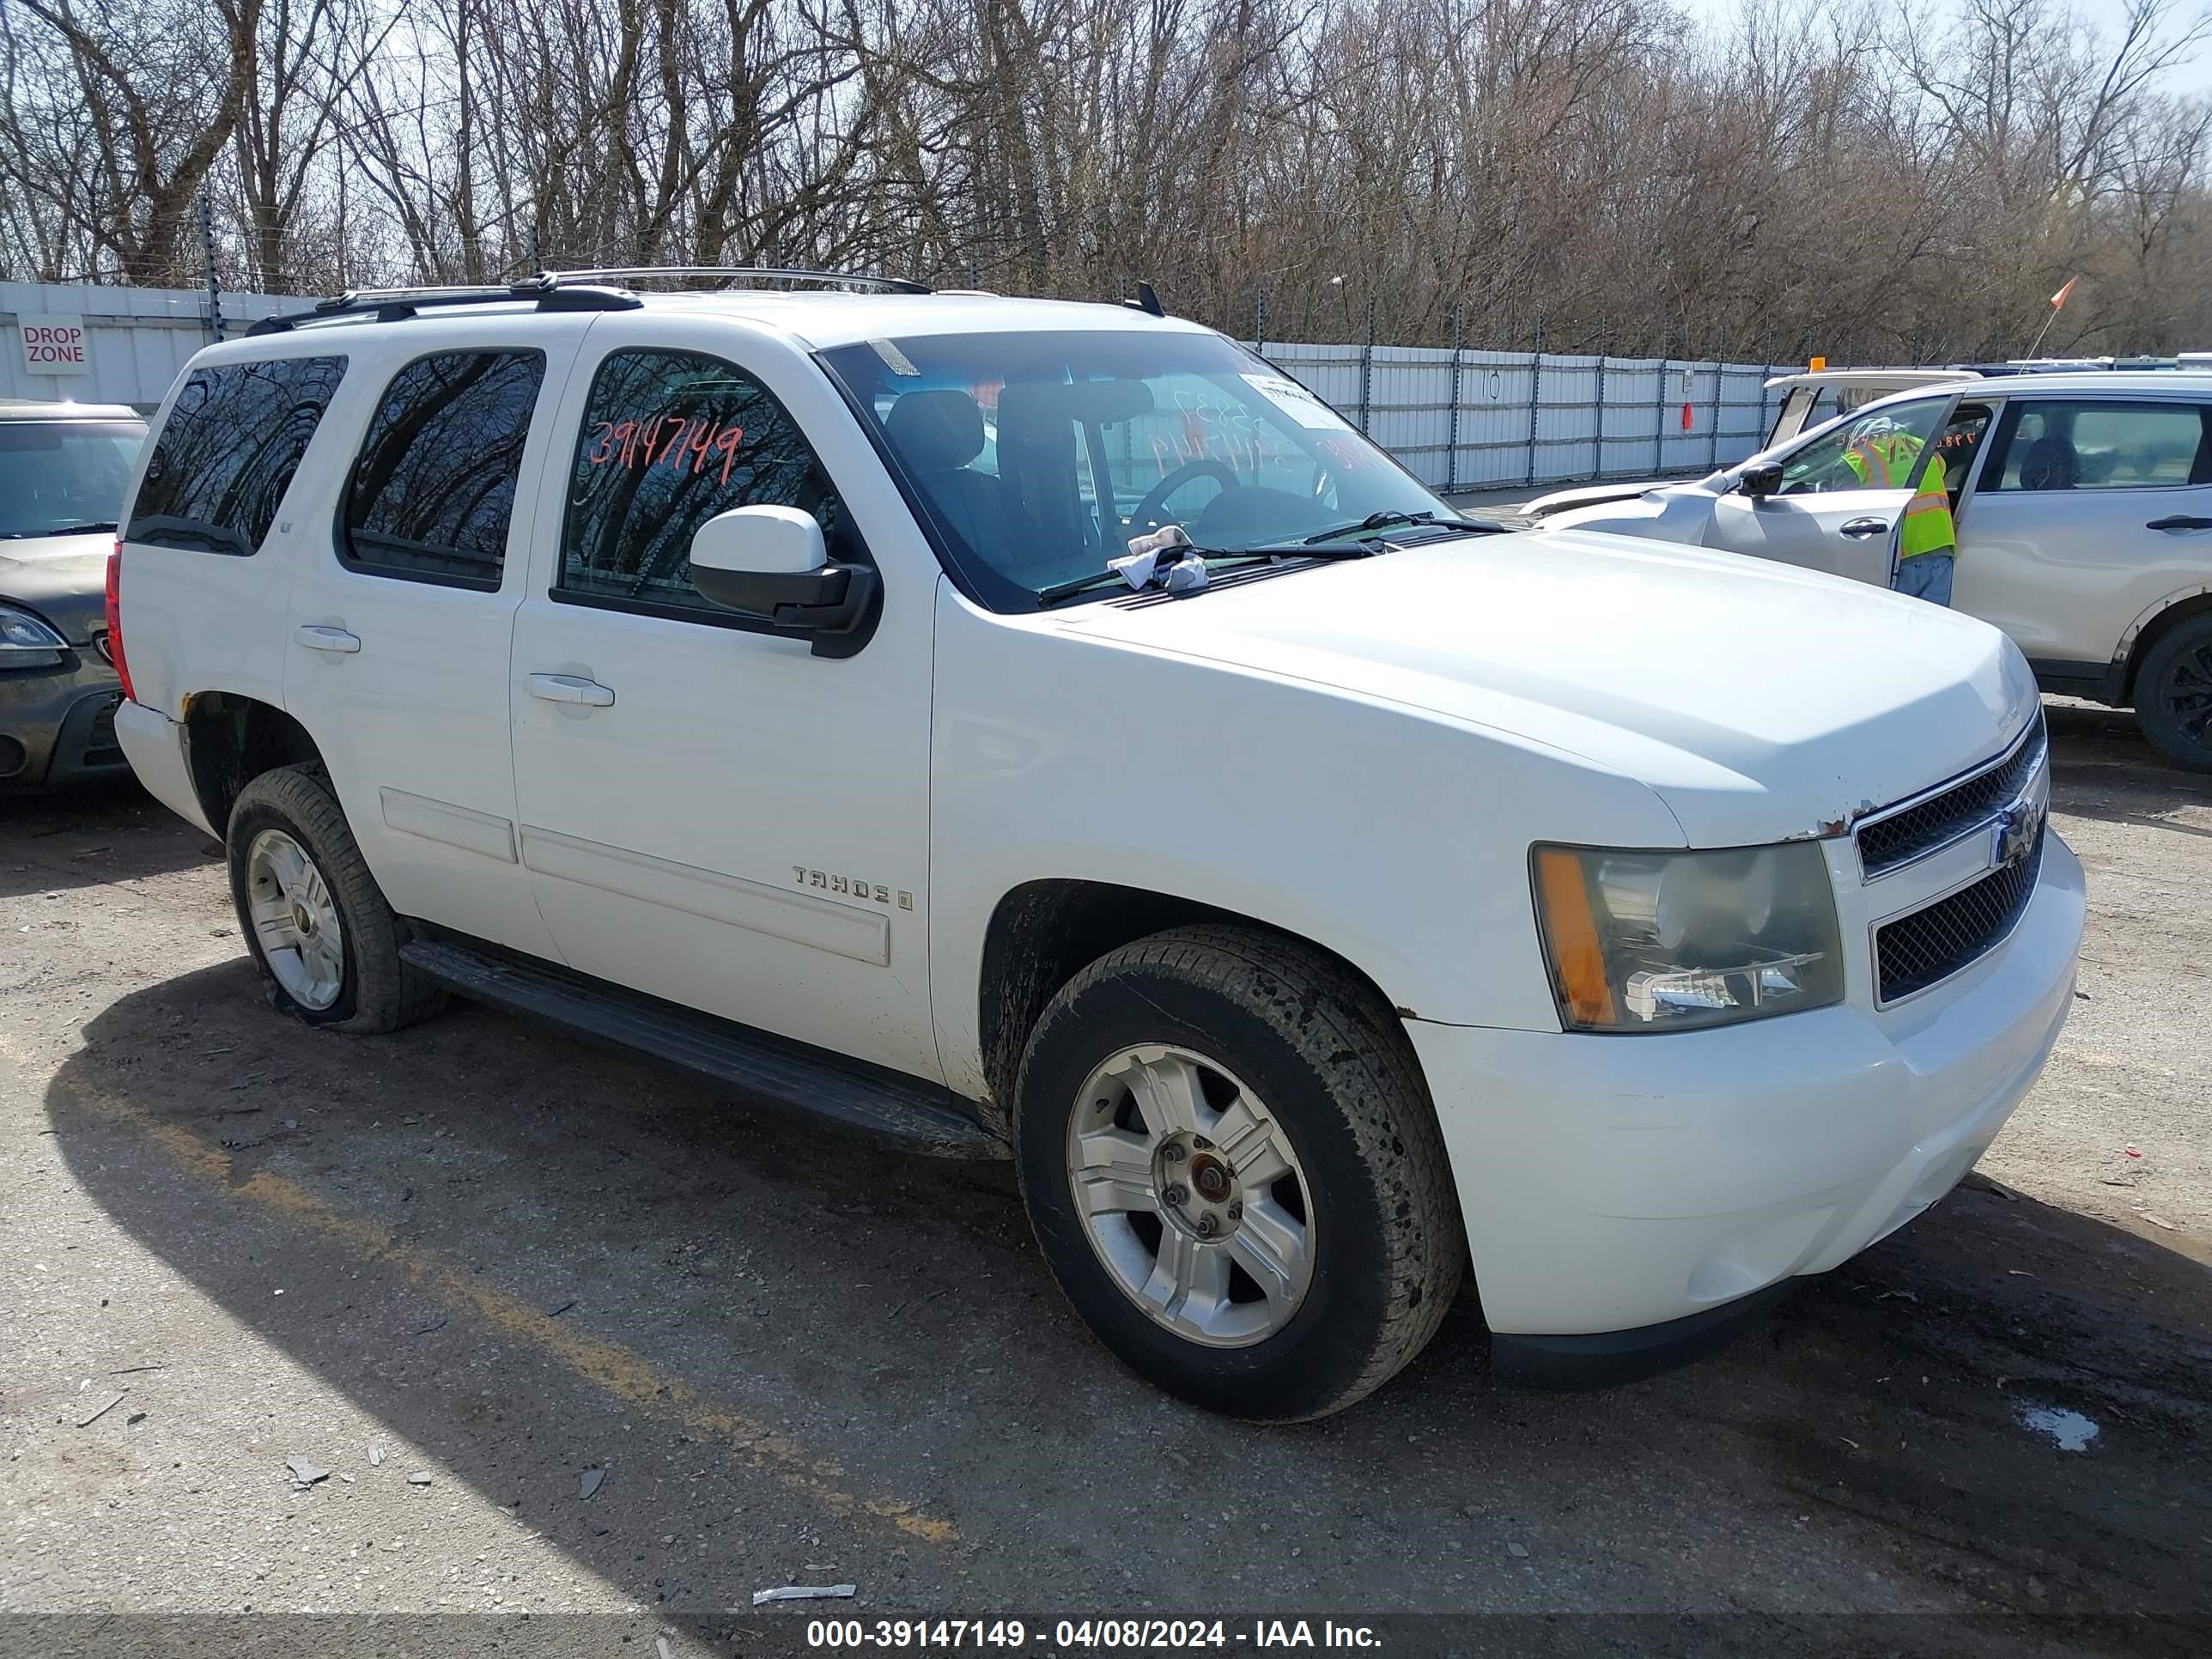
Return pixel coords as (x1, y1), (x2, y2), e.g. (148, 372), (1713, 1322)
(1953, 396), (2212, 664)
(1703, 394), (1959, 583)
(283, 315), (592, 959)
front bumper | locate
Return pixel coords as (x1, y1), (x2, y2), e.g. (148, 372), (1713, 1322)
(0, 652), (127, 792)
(1411, 830), (2085, 1356)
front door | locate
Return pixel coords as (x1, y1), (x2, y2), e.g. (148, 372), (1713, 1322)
(507, 323), (939, 1081)
(1704, 394), (1959, 584)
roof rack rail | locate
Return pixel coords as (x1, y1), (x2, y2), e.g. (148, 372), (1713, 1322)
(541, 264), (932, 295)
(246, 276), (640, 336)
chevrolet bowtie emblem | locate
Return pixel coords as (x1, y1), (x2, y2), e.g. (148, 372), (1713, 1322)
(1994, 794), (2045, 870)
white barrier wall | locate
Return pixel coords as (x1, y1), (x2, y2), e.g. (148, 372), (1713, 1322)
(1255, 342), (1783, 490)
(1, 282), (1780, 487)
(1, 282), (315, 410)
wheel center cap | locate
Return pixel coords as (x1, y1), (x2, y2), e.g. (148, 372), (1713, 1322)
(293, 904), (314, 935)
(1189, 1155), (1233, 1203)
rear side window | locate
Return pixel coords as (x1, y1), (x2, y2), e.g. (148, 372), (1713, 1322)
(127, 356), (347, 556)
(342, 350), (546, 587)
(1987, 400), (2211, 491)
(558, 348), (852, 621)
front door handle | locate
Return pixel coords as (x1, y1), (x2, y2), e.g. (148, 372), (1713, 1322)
(528, 672), (615, 708)
(295, 624), (362, 653)
(2147, 515), (2212, 532)
(1839, 518), (1891, 539)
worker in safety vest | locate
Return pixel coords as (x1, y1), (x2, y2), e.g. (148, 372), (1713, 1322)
(1841, 416), (1957, 606)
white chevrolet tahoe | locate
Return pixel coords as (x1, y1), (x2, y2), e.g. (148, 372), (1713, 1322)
(108, 270), (2086, 1419)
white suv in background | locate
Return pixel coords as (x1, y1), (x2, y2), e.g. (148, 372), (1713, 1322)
(1537, 372), (2212, 770)
(110, 270), (2083, 1419)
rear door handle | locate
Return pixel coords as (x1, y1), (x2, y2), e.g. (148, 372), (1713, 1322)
(2147, 515), (2212, 532)
(295, 624), (361, 653)
(1839, 518), (1891, 539)
(528, 672), (615, 708)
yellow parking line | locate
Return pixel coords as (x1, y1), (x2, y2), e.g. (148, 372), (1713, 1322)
(52, 1075), (958, 1546)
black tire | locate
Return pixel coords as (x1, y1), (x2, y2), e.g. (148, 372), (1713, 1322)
(2136, 613), (2212, 772)
(1012, 924), (1462, 1421)
(225, 763), (446, 1034)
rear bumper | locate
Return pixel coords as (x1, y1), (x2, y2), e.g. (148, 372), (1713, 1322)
(1411, 831), (2085, 1357)
(0, 655), (127, 792)
(113, 696), (216, 836)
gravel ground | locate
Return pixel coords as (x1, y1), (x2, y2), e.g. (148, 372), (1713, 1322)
(1, 700), (2207, 1658)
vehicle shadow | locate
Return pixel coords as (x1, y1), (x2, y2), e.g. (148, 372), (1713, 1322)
(0, 781), (217, 899)
(39, 962), (2212, 1649)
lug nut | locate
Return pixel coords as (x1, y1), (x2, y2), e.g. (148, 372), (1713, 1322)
(1162, 1184), (1188, 1207)
(1226, 1200), (1243, 1222)
(1161, 1143), (1185, 1162)
(1195, 1214), (1218, 1237)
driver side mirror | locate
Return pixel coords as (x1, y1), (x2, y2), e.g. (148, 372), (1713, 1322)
(1739, 461), (1784, 500)
(688, 506), (878, 641)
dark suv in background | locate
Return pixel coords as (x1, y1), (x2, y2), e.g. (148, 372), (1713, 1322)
(0, 398), (146, 793)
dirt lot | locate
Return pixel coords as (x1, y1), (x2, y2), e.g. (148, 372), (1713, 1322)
(3, 702), (2208, 1657)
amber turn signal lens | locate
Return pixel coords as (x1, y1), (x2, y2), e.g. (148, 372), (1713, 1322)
(1534, 847), (1614, 1028)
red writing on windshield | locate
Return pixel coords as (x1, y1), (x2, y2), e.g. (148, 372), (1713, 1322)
(588, 413), (745, 484)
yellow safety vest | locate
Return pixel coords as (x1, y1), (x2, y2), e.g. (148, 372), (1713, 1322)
(1844, 432), (1956, 558)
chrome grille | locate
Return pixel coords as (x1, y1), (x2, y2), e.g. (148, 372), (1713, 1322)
(1875, 828), (2044, 1003)
(1856, 718), (2047, 878)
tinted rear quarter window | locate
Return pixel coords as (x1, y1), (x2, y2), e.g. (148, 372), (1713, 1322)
(127, 356), (347, 555)
(342, 349), (545, 587)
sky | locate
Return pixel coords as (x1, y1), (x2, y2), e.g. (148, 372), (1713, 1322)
(1673, 0), (2212, 94)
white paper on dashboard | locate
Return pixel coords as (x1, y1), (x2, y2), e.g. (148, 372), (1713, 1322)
(1239, 372), (1354, 432)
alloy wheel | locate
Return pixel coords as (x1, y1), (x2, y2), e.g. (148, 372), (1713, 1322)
(244, 828), (346, 1011)
(1066, 1043), (1316, 1347)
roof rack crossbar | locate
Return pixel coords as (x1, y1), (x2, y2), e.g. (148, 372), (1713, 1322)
(541, 264), (932, 295)
(246, 278), (641, 336)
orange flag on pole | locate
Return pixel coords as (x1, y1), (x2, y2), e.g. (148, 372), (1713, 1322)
(2050, 276), (2078, 309)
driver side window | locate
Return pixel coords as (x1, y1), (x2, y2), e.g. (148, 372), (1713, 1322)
(1775, 398), (1949, 495)
(558, 348), (853, 622)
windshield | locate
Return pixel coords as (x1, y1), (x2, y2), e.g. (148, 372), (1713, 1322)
(0, 421), (144, 538)
(822, 331), (1455, 607)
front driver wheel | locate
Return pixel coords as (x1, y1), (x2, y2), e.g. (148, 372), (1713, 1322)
(1014, 925), (1462, 1420)
(2137, 612), (2212, 772)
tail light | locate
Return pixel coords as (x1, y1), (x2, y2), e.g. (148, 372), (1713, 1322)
(105, 541), (135, 702)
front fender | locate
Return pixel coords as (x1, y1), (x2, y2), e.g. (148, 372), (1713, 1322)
(926, 586), (1683, 1099)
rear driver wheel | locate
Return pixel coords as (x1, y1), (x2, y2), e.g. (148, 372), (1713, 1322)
(1014, 925), (1462, 1420)
(225, 763), (445, 1034)
(2137, 613), (2212, 772)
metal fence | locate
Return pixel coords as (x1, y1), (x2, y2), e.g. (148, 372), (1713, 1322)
(1252, 342), (1784, 493)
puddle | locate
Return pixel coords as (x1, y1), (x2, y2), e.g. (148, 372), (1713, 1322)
(2019, 1404), (2100, 1452)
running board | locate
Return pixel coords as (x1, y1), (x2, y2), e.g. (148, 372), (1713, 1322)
(399, 937), (1005, 1160)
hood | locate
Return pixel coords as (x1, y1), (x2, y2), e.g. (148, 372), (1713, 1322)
(1053, 530), (2040, 847)
(0, 535), (110, 644)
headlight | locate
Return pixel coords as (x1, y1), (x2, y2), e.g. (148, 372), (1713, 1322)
(1532, 841), (1844, 1033)
(0, 604), (69, 670)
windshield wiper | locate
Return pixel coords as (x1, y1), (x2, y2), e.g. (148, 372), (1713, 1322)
(0, 521), (118, 540)
(1036, 541), (1385, 608)
(1298, 510), (1490, 544)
